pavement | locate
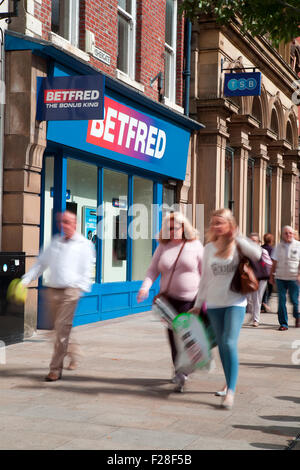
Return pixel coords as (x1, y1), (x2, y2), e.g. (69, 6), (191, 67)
(1, 295), (300, 451)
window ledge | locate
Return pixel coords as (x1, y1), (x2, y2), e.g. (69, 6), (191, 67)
(163, 97), (184, 114)
(48, 32), (90, 63)
(116, 70), (145, 93)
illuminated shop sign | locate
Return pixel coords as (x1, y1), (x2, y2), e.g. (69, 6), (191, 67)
(47, 92), (191, 180)
(86, 96), (166, 162)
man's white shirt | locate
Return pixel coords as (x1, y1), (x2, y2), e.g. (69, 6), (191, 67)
(22, 232), (96, 292)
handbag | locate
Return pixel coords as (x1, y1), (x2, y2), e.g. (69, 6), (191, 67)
(230, 244), (259, 295)
(152, 240), (186, 305)
(251, 248), (272, 281)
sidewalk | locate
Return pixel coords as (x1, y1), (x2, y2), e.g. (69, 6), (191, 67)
(1, 299), (300, 451)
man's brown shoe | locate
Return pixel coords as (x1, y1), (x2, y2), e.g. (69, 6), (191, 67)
(45, 372), (61, 382)
(296, 318), (300, 328)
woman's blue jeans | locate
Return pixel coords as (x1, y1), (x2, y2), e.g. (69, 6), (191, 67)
(276, 279), (299, 328)
(207, 306), (246, 393)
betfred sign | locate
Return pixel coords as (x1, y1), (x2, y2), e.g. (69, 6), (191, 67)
(86, 96), (167, 162)
(36, 74), (105, 121)
(47, 90), (192, 180)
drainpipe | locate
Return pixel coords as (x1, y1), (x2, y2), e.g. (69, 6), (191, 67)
(0, 30), (4, 250)
(183, 18), (192, 116)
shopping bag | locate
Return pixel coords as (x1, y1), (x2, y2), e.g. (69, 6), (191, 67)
(152, 295), (178, 327)
(6, 278), (27, 305)
(172, 312), (212, 375)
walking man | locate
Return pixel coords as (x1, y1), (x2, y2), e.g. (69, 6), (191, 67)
(270, 226), (300, 330)
(21, 211), (95, 381)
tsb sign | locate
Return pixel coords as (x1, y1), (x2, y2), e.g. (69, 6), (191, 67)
(224, 72), (261, 97)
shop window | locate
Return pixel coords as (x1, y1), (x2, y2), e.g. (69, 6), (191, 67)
(224, 147), (234, 211)
(102, 169), (128, 283)
(51, 0), (79, 47)
(246, 158), (255, 235)
(164, 0), (177, 102)
(66, 159), (97, 281)
(117, 0), (136, 79)
(131, 177), (153, 281)
(265, 166), (272, 233)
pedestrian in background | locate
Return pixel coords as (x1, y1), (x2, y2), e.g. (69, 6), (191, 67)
(270, 226), (300, 330)
(261, 232), (274, 313)
(21, 210), (95, 381)
(246, 233), (271, 327)
(190, 209), (261, 409)
(137, 211), (203, 392)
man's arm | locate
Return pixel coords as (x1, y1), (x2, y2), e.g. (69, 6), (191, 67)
(269, 260), (277, 285)
(21, 244), (52, 286)
(79, 241), (96, 292)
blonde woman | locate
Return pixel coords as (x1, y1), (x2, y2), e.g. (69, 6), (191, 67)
(137, 212), (203, 391)
(190, 209), (261, 409)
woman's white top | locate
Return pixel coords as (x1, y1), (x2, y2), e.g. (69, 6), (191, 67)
(194, 236), (262, 310)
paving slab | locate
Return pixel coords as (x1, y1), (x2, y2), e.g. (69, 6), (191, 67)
(0, 302), (300, 451)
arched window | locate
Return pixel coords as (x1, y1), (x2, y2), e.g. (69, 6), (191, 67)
(270, 109), (279, 136)
(251, 96), (262, 127)
(286, 120), (293, 146)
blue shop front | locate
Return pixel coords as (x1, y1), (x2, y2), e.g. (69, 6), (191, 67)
(6, 32), (203, 329)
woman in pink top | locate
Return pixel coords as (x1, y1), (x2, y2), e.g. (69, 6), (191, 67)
(137, 212), (203, 392)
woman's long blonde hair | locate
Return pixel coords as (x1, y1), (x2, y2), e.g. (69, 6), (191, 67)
(206, 208), (237, 258)
(158, 211), (199, 244)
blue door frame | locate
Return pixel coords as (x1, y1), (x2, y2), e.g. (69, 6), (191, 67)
(37, 152), (162, 329)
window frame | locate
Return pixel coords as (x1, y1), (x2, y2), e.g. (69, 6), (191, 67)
(117, 1), (137, 80)
(51, 0), (80, 48)
(164, 0), (177, 103)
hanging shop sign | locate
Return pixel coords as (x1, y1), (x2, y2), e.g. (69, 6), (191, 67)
(224, 72), (261, 97)
(36, 74), (105, 121)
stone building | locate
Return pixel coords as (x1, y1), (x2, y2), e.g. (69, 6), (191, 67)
(187, 16), (300, 242)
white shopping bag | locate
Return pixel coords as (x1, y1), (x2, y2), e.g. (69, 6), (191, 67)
(173, 313), (212, 375)
(152, 296), (178, 328)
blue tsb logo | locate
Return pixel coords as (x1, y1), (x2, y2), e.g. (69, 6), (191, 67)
(227, 77), (257, 91)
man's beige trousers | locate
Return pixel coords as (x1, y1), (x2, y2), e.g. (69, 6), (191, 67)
(44, 287), (81, 375)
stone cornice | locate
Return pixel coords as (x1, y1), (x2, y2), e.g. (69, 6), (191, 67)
(196, 16), (298, 98)
(196, 97), (239, 115)
(268, 139), (293, 153)
(249, 128), (278, 142)
(222, 25), (297, 97)
(284, 149), (300, 170)
(230, 114), (260, 129)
